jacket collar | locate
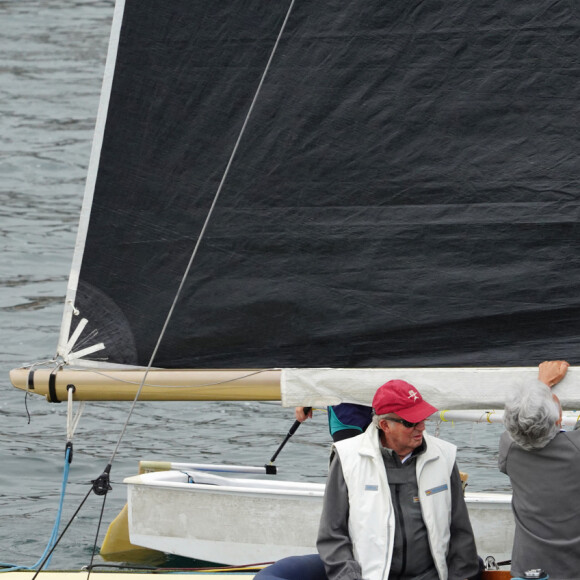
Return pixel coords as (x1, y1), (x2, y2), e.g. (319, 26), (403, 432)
(358, 423), (437, 462)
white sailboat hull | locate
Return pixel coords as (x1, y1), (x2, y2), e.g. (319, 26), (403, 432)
(125, 469), (514, 566)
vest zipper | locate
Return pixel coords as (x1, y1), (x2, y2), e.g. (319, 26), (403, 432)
(394, 484), (407, 577)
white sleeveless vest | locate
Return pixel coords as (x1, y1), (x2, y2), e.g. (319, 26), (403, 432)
(335, 425), (457, 580)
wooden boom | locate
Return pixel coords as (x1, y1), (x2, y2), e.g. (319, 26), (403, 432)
(9, 367), (281, 402)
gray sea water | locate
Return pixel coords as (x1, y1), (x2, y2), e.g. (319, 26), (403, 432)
(0, 0), (508, 571)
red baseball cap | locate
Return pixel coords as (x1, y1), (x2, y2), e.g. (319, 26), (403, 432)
(372, 379), (437, 422)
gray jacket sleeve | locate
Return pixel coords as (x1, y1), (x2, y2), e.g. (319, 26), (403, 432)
(317, 452), (362, 580)
(446, 462), (481, 580)
(498, 430), (512, 474)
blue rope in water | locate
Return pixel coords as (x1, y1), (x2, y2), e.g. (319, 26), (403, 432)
(0, 446), (71, 572)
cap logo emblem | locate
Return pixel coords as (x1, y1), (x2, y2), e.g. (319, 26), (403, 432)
(408, 389), (419, 402)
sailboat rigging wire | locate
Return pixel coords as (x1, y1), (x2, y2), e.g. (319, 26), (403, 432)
(30, 484), (94, 580)
(23, 359), (58, 423)
(86, 489), (110, 580)
(23, 359), (65, 422)
(106, 0), (297, 465)
(68, 367), (277, 388)
(0, 446), (72, 574)
(23, 466), (111, 579)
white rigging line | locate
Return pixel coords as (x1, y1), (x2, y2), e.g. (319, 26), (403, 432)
(64, 367), (276, 389)
(108, 0), (297, 465)
(67, 386), (85, 442)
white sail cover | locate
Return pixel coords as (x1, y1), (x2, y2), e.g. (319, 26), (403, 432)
(282, 367), (580, 410)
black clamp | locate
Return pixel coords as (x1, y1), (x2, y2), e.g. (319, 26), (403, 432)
(92, 464), (113, 496)
(65, 441), (74, 464)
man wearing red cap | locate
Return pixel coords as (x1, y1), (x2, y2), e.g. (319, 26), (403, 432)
(317, 379), (480, 580)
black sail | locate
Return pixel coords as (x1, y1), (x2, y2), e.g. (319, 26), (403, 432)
(71, 0), (580, 368)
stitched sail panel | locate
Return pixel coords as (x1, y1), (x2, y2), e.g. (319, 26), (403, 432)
(67, 0), (580, 368)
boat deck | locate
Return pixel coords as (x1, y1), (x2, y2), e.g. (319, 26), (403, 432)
(1, 572), (511, 579)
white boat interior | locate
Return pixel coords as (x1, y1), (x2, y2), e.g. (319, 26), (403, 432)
(124, 467), (514, 566)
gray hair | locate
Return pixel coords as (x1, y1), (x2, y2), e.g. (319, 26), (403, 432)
(372, 412), (391, 427)
(503, 379), (560, 450)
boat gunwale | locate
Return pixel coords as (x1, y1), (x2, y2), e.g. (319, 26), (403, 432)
(125, 470), (326, 498)
(125, 470), (511, 504)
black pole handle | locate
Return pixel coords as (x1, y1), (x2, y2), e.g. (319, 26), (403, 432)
(268, 407), (312, 465)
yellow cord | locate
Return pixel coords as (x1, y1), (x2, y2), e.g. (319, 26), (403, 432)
(438, 410), (454, 426)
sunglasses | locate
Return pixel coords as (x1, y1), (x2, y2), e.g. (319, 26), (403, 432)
(385, 417), (424, 429)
